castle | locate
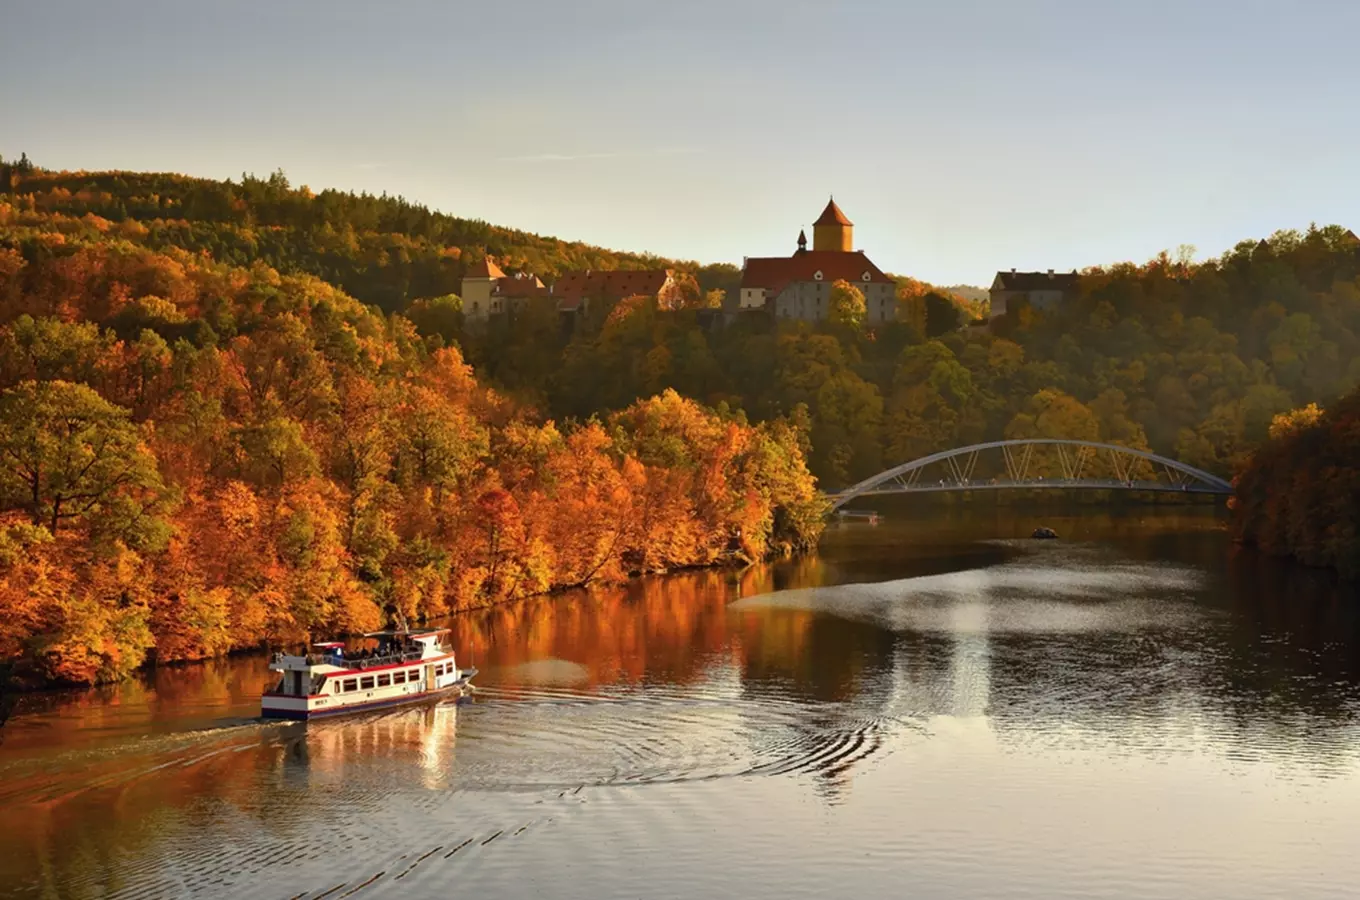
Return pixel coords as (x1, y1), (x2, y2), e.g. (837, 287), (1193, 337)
(729, 198), (898, 324)
(463, 196), (898, 327)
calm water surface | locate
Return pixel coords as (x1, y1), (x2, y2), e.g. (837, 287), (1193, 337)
(3, 508), (1360, 899)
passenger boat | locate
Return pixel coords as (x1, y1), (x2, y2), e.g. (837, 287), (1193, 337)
(261, 628), (476, 720)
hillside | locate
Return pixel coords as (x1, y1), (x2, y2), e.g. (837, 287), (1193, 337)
(0, 164), (825, 687)
(5, 162), (1358, 487)
(1232, 389), (1360, 579)
(0, 161), (745, 311)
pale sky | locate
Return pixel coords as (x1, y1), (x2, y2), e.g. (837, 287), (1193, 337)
(4, 0), (1358, 286)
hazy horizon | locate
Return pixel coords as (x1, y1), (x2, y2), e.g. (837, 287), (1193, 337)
(4, 0), (1359, 285)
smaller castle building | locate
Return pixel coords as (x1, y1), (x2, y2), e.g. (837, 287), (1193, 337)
(988, 269), (1079, 319)
(461, 258), (677, 322)
(462, 258), (551, 319)
(553, 269), (680, 316)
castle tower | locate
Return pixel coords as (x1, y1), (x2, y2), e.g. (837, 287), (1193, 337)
(462, 256), (505, 320)
(812, 197), (853, 252)
(797, 229), (808, 253)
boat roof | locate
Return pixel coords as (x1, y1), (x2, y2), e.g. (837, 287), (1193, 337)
(312, 641), (345, 649)
(361, 628), (449, 638)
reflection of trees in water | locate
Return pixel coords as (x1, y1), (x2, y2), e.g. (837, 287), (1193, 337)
(446, 570), (741, 689)
(0, 723), (291, 898)
(2, 655), (273, 756)
(976, 553), (1360, 771)
(0, 703), (465, 898)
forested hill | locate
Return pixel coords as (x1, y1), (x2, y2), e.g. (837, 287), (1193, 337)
(4, 160), (1360, 490)
(2, 159), (1359, 683)
(0, 163), (745, 309)
(0, 162), (826, 686)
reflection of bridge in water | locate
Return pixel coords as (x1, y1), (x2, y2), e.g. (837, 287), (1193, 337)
(827, 439), (1234, 511)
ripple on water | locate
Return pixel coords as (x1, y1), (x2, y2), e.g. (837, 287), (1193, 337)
(8, 532), (1360, 900)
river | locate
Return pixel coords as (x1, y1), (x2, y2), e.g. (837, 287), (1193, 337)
(2, 507), (1359, 899)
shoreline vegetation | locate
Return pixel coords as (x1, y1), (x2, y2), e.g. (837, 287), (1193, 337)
(2, 160), (1359, 686)
(1231, 391), (1360, 580)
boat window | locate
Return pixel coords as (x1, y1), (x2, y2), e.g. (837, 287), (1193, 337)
(377, 673), (391, 687)
(392, 670), (405, 684)
(360, 676), (375, 690)
(343, 678), (357, 692)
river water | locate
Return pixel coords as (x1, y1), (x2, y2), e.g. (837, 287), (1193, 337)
(2, 508), (1359, 899)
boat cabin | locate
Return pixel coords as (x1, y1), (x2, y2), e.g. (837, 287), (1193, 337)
(264, 630), (467, 711)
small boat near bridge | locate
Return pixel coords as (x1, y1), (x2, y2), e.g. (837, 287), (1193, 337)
(261, 628), (476, 721)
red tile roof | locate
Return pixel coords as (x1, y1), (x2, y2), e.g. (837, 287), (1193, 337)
(466, 257), (505, 279)
(740, 250), (891, 295)
(494, 273), (549, 299)
(813, 198), (852, 227)
(554, 269), (673, 311)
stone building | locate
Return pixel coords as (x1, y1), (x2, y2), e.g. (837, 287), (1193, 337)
(987, 269), (1080, 319)
(732, 198), (897, 325)
(460, 257), (551, 321)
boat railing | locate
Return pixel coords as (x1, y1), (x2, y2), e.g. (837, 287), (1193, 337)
(319, 648), (426, 669)
(271, 647), (430, 669)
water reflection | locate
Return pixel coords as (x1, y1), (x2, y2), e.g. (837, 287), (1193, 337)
(2, 510), (1360, 898)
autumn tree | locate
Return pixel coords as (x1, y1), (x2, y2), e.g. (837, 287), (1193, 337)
(828, 279), (866, 330)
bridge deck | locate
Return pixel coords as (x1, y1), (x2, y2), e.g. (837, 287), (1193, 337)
(829, 477), (1230, 503)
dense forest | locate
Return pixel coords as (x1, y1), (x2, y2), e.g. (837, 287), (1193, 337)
(1231, 390), (1360, 579)
(2, 159), (1358, 682)
(0, 161), (823, 686)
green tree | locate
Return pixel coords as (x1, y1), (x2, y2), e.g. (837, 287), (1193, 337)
(0, 380), (164, 538)
(924, 291), (964, 337)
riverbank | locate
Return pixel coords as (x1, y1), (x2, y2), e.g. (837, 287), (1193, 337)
(1231, 391), (1360, 580)
(0, 381), (823, 690)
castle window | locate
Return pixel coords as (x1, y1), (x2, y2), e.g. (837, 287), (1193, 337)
(862, 271), (872, 282)
(813, 271), (824, 281)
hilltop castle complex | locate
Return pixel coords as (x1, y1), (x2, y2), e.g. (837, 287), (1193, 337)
(462, 197), (898, 326)
(729, 198), (898, 324)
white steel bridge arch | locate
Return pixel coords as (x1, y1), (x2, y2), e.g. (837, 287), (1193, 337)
(827, 439), (1233, 511)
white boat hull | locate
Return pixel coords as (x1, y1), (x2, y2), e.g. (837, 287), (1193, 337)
(262, 650), (477, 721)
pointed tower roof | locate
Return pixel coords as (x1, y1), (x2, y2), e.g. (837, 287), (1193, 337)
(467, 256), (506, 279)
(797, 229), (808, 252)
(814, 197), (852, 227)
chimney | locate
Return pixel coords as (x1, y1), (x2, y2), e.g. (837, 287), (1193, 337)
(1047, 268), (1054, 277)
(1010, 267), (1016, 273)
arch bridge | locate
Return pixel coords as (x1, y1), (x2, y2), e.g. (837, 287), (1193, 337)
(827, 439), (1233, 511)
